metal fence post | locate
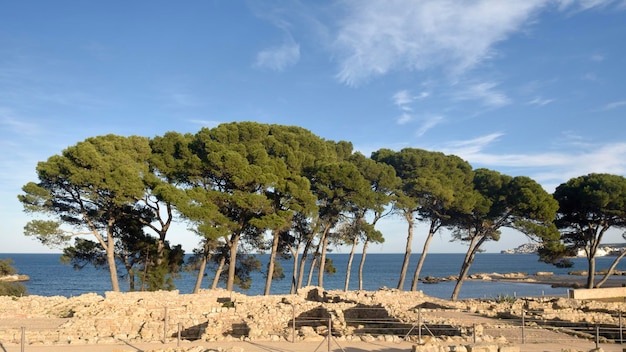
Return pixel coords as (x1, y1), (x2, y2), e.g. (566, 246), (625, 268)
(418, 308), (422, 344)
(522, 310), (526, 344)
(177, 322), (182, 347)
(327, 317), (332, 352)
(21, 326), (25, 352)
(163, 307), (169, 343)
(619, 310), (624, 345)
(595, 324), (599, 349)
(473, 323), (476, 343)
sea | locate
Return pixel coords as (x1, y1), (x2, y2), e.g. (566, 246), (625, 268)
(3, 253), (626, 300)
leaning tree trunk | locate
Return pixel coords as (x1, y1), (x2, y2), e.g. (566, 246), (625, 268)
(586, 233), (604, 288)
(193, 254), (207, 294)
(104, 226), (121, 292)
(193, 240), (212, 293)
(596, 249), (626, 288)
(211, 256), (226, 290)
(451, 236), (486, 301)
(358, 239), (370, 290)
(290, 245), (300, 294)
(226, 233), (241, 291)
(264, 229), (281, 295)
(317, 223), (332, 288)
(297, 238), (313, 291)
(307, 246), (319, 287)
(344, 235), (358, 291)
(397, 211), (414, 290)
(410, 220), (439, 291)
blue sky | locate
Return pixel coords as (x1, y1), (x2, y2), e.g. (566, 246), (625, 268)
(1, 0), (625, 254)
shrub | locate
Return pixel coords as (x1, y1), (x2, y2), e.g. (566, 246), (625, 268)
(0, 258), (27, 297)
(0, 281), (27, 297)
(0, 258), (17, 276)
(494, 294), (517, 303)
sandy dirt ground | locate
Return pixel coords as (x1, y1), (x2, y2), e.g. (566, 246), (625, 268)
(0, 338), (623, 352)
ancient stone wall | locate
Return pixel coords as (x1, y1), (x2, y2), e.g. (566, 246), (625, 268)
(2, 287), (626, 346)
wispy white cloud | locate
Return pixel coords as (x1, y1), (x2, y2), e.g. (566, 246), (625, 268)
(255, 38), (301, 71)
(392, 90), (414, 107)
(397, 112), (412, 125)
(528, 97), (555, 106)
(556, 0), (624, 11)
(392, 89), (430, 111)
(252, 5), (302, 72)
(416, 115), (444, 137)
(600, 100), (626, 111)
(333, 0), (548, 86)
(188, 119), (221, 128)
(590, 53), (605, 62)
(440, 132), (505, 156)
(0, 108), (41, 136)
(392, 90), (440, 131)
(332, 0), (624, 86)
(165, 92), (204, 108)
(437, 132), (626, 192)
(453, 81), (511, 108)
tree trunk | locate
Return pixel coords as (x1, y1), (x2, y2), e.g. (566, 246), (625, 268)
(317, 223), (331, 288)
(290, 247), (300, 294)
(344, 235), (358, 291)
(297, 239), (313, 290)
(156, 231), (166, 266)
(586, 230), (605, 288)
(596, 249), (626, 287)
(211, 256), (226, 289)
(264, 229), (281, 295)
(397, 211), (414, 290)
(451, 236), (486, 301)
(226, 234), (240, 291)
(128, 268), (135, 292)
(587, 255), (596, 289)
(358, 239), (369, 291)
(105, 227), (120, 292)
(193, 254), (207, 294)
(307, 252), (318, 287)
(410, 220), (438, 291)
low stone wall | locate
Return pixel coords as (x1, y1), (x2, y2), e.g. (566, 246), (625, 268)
(568, 286), (626, 300)
(3, 286), (626, 347)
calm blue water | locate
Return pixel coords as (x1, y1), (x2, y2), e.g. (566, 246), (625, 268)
(3, 253), (626, 300)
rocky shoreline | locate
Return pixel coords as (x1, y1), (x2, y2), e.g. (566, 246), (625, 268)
(423, 270), (626, 289)
(0, 274), (30, 282)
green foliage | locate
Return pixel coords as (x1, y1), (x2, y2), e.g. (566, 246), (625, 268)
(0, 259), (27, 297)
(493, 294), (516, 303)
(140, 244), (185, 291)
(548, 173), (626, 287)
(324, 257), (337, 275)
(61, 238), (107, 269)
(231, 254), (262, 290)
(26, 121), (611, 297)
(0, 258), (17, 276)
(0, 281), (27, 297)
(221, 301), (235, 308)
